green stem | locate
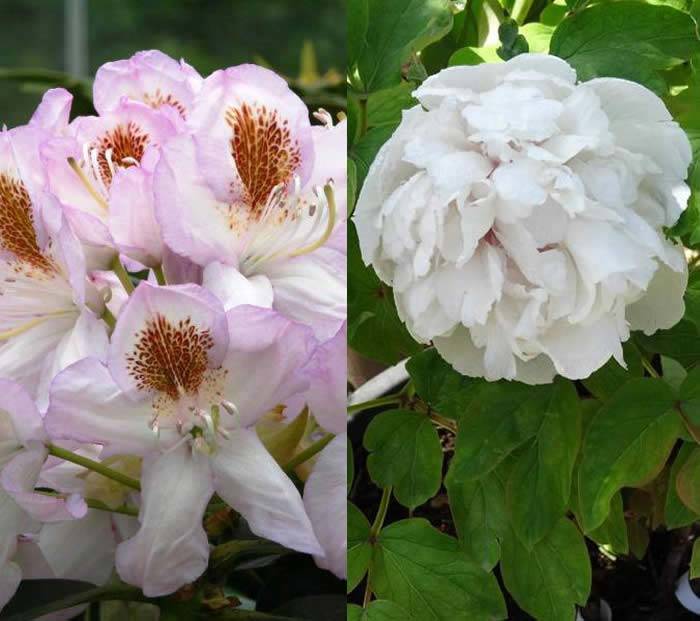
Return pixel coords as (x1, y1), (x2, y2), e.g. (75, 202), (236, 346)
(510, 0), (534, 23)
(370, 486), (392, 539)
(641, 354), (660, 378)
(2, 583), (146, 621)
(111, 255), (135, 295)
(347, 395), (401, 415)
(283, 433), (334, 474)
(153, 264), (167, 286)
(48, 445), (141, 491)
(86, 498), (139, 517)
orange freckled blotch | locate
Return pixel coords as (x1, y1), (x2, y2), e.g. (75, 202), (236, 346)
(225, 102), (301, 214)
(93, 122), (151, 187)
(126, 313), (215, 399)
(0, 173), (56, 274)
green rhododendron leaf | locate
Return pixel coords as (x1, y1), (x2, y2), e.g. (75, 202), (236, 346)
(371, 519), (507, 620)
(348, 502), (372, 593)
(501, 518), (591, 621)
(364, 409), (443, 508)
(352, 0), (453, 93)
(577, 378), (681, 531)
(506, 379), (581, 546)
(550, 2), (700, 93)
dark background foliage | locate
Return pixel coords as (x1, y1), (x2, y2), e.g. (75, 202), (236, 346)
(0, 0), (346, 127)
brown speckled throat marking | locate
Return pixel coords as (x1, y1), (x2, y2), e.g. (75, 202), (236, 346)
(126, 314), (214, 399)
(93, 122), (150, 187)
(0, 173), (55, 273)
(144, 89), (187, 119)
(225, 102), (301, 213)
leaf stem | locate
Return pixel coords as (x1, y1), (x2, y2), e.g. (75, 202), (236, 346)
(429, 412), (458, 433)
(370, 486), (392, 539)
(641, 354), (660, 378)
(283, 432), (334, 474)
(47, 444), (141, 491)
(347, 395), (401, 415)
(111, 255), (135, 294)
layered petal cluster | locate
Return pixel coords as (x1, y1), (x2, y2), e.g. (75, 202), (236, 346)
(354, 54), (691, 383)
(0, 49), (347, 608)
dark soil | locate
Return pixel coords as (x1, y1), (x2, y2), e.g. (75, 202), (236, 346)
(349, 406), (700, 620)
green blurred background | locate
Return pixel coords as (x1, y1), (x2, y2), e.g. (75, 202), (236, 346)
(0, 0), (345, 127)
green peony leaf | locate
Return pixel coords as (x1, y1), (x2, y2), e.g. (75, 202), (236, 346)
(665, 443), (700, 528)
(449, 382), (553, 481)
(347, 601), (408, 621)
(501, 518), (591, 621)
(635, 319), (700, 368)
(348, 223), (422, 364)
(445, 462), (508, 570)
(582, 342), (643, 401)
(352, 0), (453, 93)
(587, 492), (629, 556)
(371, 518), (507, 620)
(348, 502), (373, 593)
(577, 378), (681, 531)
(506, 379), (582, 546)
(550, 2), (700, 93)
(406, 348), (484, 421)
(364, 409), (443, 508)
(691, 539), (700, 580)
(367, 82), (416, 128)
(675, 446), (700, 514)
(448, 46), (501, 66)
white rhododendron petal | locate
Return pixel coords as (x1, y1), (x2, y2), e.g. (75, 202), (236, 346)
(304, 433), (347, 579)
(116, 445), (213, 597)
(354, 53), (691, 383)
(211, 428), (322, 556)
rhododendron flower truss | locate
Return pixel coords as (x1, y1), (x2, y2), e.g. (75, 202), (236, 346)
(354, 53), (692, 383)
(46, 282), (323, 596)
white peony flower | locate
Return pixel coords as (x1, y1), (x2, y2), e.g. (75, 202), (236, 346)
(354, 54), (692, 383)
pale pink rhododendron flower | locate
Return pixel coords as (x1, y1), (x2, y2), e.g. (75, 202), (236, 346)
(46, 282), (322, 596)
(354, 54), (691, 383)
(0, 118), (107, 405)
(0, 50), (346, 608)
